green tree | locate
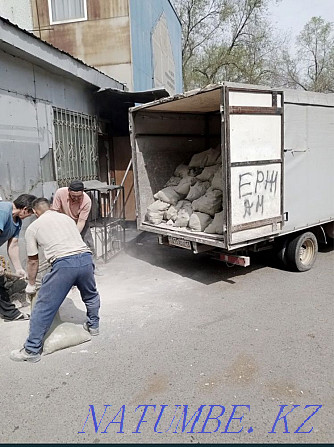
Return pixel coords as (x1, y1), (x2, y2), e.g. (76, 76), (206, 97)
(173, 0), (284, 90)
(282, 17), (334, 92)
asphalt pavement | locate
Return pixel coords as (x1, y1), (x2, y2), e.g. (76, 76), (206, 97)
(0, 230), (333, 444)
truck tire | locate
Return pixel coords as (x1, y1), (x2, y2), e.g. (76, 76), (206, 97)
(286, 232), (318, 272)
(276, 238), (289, 266)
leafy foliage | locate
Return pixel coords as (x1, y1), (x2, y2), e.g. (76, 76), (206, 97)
(173, 0), (333, 92)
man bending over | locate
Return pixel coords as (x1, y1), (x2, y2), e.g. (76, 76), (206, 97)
(0, 194), (36, 321)
(10, 198), (100, 363)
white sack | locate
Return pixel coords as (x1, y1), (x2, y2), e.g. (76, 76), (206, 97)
(174, 202), (193, 227)
(196, 165), (219, 182)
(146, 209), (164, 225)
(147, 200), (170, 212)
(43, 318), (91, 355)
(30, 295), (91, 356)
(189, 212), (212, 232)
(154, 187), (180, 205)
(174, 164), (189, 178)
(175, 209), (191, 227)
(188, 167), (202, 177)
(165, 176), (181, 187)
(205, 147), (221, 166)
(164, 205), (178, 221)
(185, 181), (210, 201)
(192, 189), (222, 216)
(211, 166), (223, 191)
(204, 210), (224, 234)
(174, 176), (196, 195)
(188, 149), (210, 168)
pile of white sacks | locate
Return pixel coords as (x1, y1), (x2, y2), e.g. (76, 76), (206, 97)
(146, 147), (223, 234)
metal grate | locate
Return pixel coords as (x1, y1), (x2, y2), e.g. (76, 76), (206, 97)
(53, 108), (98, 186)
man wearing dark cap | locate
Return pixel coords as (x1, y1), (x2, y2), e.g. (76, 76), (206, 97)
(51, 180), (92, 247)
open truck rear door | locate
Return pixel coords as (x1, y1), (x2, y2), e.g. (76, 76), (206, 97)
(223, 86), (284, 248)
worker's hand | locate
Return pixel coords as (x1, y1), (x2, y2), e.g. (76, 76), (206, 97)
(15, 269), (26, 279)
(0, 265), (4, 276)
(25, 283), (37, 295)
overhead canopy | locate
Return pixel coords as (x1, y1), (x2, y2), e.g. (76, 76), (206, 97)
(95, 87), (170, 104)
(95, 88), (171, 135)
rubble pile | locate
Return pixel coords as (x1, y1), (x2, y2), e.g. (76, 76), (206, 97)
(146, 147), (224, 234)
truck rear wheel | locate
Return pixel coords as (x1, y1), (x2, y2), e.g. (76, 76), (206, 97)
(287, 232), (318, 272)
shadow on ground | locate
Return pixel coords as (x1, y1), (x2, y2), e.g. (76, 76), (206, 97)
(125, 231), (288, 286)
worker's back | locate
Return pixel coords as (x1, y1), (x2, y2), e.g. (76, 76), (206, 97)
(25, 210), (90, 264)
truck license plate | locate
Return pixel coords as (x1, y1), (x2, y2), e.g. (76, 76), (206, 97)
(168, 236), (192, 250)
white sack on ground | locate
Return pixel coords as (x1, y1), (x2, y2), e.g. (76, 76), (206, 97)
(174, 164), (189, 178)
(174, 176), (196, 195)
(192, 189), (222, 216)
(30, 294), (91, 356)
(186, 181), (210, 201)
(211, 166), (223, 191)
(189, 212), (212, 231)
(154, 187), (180, 205)
(204, 210), (224, 234)
(43, 317), (91, 355)
(165, 176), (181, 187)
(196, 164), (219, 182)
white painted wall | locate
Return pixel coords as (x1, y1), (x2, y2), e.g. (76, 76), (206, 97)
(0, 0), (33, 30)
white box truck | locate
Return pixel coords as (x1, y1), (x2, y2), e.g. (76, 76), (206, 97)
(129, 83), (334, 271)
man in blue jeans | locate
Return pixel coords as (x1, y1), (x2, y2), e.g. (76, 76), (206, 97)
(10, 198), (100, 363)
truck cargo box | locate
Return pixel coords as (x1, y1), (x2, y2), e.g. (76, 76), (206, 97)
(129, 83), (334, 258)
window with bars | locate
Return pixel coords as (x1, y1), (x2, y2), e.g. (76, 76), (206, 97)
(53, 108), (99, 187)
(48, 0), (87, 24)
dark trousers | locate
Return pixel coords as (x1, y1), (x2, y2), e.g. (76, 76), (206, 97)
(81, 221), (95, 256)
(0, 275), (21, 320)
(24, 252), (100, 354)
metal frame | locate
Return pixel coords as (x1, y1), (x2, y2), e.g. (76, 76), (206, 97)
(53, 107), (99, 187)
(85, 186), (126, 263)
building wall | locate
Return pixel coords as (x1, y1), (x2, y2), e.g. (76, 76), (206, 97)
(129, 0), (182, 94)
(0, 47), (97, 203)
(30, 0), (182, 92)
(31, 0), (133, 88)
(0, 0), (33, 30)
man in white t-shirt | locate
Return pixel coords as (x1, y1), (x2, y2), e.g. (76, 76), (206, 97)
(10, 198), (100, 363)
